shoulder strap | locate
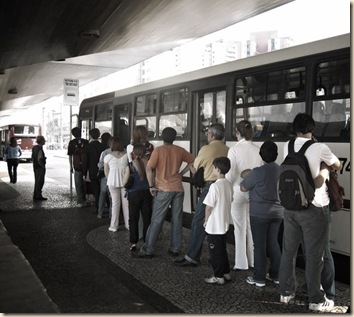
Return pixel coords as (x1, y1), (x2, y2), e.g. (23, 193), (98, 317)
(288, 139), (296, 154)
(298, 139), (315, 155)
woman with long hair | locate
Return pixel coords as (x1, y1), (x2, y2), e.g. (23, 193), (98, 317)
(104, 137), (129, 232)
(126, 143), (153, 251)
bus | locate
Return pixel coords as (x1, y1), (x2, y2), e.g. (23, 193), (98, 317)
(78, 34), (350, 259)
(0, 124), (42, 162)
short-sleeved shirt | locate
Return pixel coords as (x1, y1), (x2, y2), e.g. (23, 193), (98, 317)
(203, 178), (233, 235)
(147, 143), (194, 192)
(283, 137), (339, 207)
(104, 153), (128, 187)
(193, 140), (229, 182)
(241, 162), (284, 219)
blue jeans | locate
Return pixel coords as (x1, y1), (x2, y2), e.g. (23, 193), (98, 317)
(98, 177), (111, 217)
(140, 191), (184, 255)
(74, 170), (86, 204)
(279, 204), (328, 304)
(185, 182), (212, 264)
(250, 216), (282, 283)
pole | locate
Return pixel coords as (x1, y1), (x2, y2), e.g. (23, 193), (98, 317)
(69, 104), (73, 200)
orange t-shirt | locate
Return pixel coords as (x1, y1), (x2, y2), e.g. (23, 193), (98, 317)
(147, 143), (195, 192)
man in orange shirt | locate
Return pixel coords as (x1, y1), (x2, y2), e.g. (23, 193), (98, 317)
(134, 127), (195, 258)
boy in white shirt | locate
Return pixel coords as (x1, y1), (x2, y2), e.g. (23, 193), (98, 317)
(203, 157), (233, 285)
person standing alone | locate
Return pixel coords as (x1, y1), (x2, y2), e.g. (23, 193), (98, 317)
(4, 137), (22, 184)
(32, 135), (47, 200)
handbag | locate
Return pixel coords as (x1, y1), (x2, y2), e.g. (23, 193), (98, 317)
(191, 167), (205, 189)
(326, 170), (345, 212)
(124, 163), (135, 189)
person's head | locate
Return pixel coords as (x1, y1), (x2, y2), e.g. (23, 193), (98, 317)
(212, 157), (231, 176)
(259, 140), (278, 163)
(110, 136), (124, 152)
(71, 127), (81, 138)
(132, 125), (149, 145)
(292, 113), (315, 135)
(36, 135), (46, 145)
(9, 137), (17, 146)
(133, 143), (147, 159)
(236, 120), (253, 140)
(207, 123), (225, 141)
(161, 127), (177, 144)
(89, 128), (100, 140)
(101, 132), (112, 148)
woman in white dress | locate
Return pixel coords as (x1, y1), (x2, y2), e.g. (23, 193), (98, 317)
(104, 137), (130, 232)
(226, 120), (263, 270)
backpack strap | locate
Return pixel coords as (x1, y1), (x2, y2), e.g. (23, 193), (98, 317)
(288, 139), (315, 155)
(298, 139), (315, 155)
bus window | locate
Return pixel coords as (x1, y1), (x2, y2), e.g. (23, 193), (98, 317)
(136, 94), (157, 115)
(313, 57), (350, 139)
(232, 102), (305, 139)
(159, 114), (187, 138)
(160, 88), (188, 113)
(136, 118), (156, 139)
(313, 99), (349, 138)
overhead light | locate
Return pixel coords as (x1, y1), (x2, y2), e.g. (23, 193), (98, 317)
(79, 29), (100, 39)
(8, 88), (18, 94)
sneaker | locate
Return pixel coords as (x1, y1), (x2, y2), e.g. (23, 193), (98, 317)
(108, 227), (117, 232)
(97, 214), (102, 219)
(309, 297), (334, 312)
(266, 273), (279, 284)
(223, 273), (231, 281)
(246, 276), (265, 287)
(204, 276), (225, 285)
(280, 294), (295, 304)
(130, 244), (137, 251)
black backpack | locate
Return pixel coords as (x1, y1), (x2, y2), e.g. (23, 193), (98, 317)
(73, 139), (87, 171)
(277, 139), (315, 210)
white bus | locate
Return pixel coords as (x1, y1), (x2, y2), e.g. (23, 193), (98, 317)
(79, 34), (350, 268)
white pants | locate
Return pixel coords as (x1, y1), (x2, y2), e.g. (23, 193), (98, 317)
(231, 191), (254, 270)
(108, 186), (129, 230)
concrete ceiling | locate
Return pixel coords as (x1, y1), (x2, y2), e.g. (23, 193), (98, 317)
(0, 0), (292, 117)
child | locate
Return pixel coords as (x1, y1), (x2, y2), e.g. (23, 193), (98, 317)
(203, 157), (233, 285)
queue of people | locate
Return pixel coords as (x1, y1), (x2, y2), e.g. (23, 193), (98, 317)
(38, 114), (338, 313)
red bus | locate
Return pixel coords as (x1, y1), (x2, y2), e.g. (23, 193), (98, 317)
(0, 124), (42, 162)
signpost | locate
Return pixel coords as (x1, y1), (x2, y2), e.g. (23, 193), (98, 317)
(64, 79), (79, 200)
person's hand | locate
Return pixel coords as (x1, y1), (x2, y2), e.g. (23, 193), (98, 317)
(149, 187), (158, 197)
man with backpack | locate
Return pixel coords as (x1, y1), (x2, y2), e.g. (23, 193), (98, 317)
(278, 113), (341, 312)
(67, 127), (89, 207)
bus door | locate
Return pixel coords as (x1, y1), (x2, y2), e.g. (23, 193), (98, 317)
(191, 90), (226, 155)
(190, 89), (226, 210)
(112, 104), (131, 149)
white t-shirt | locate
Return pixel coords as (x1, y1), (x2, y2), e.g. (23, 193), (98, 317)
(203, 178), (233, 235)
(283, 137), (339, 207)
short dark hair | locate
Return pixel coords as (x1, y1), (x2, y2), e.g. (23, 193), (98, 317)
(213, 157), (231, 175)
(110, 136), (124, 152)
(292, 113), (315, 134)
(161, 127), (177, 144)
(89, 128), (100, 140)
(71, 127), (81, 138)
(208, 123), (225, 140)
(259, 140), (278, 163)
(36, 135), (45, 145)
